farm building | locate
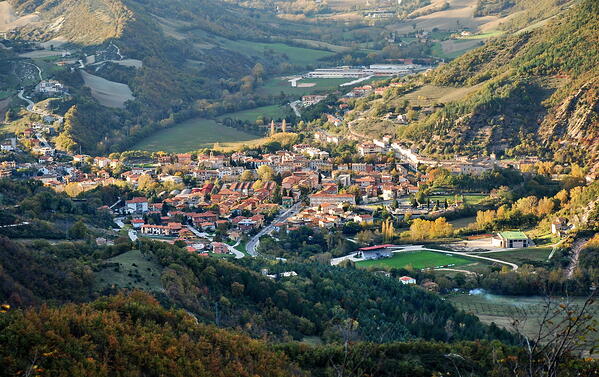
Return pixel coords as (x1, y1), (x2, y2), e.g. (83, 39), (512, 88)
(399, 276), (416, 285)
(491, 231), (532, 248)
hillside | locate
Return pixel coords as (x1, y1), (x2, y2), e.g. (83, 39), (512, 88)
(1, 0), (336, 153)
(351, 0), (598, 169)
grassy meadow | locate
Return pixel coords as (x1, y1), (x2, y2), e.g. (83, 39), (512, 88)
(132, 118), (266, 153)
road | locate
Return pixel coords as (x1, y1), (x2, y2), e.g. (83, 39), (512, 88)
(227, 240), (244, 259)
(246, 202), (303, 256)
(290, 100), (302, 117)
(567, 238), (589, 278)
(330, 245), (519, 270)
(0, 222), (29, 228)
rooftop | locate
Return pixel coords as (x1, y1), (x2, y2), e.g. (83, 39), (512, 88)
(498, 231), (529, 240)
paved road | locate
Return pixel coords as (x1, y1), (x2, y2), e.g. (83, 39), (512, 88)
(227, 240), (244, 259)
(290, 100), (302, 117)
(331, 245), (519, 270)
(0, 222), (29, 228)
(186, 225), (213, 241)
(246, 202), (303, 256)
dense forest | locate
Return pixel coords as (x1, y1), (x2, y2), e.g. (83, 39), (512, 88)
(0, 291), (595, 376)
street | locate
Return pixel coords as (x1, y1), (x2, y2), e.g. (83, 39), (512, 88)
(246, 202), (303, 256)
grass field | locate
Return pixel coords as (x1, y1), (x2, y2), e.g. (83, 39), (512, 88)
(447, 293), (599, 351)
(133, 118), (266, 153)
(428, 194), (488, 205)
(483, 247), (553, 265)
(94, 249), (163, 292)
(80, 70), (134, 108)
(356, 250), (472, 269)
(215, 39), (335, 66)
(258, 77), (350, 97)
(216, 105), (287, 123)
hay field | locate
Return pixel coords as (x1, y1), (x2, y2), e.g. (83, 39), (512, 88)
(80, 70), (134, 108)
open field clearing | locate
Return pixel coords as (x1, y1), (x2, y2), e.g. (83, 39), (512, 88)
(18, 50), (65, 58)
(479, 247), (553, 264)
(216, 105), (286, 123)
(94, 249), (163, 292)
(216, 39), (336, 66)
(133, 118), (265, 153)
(80, 70), (134, 108)
(398, 84), (482, 106)
(292, 39), (350, 53)
(356, 250), (473, 269)
(0, 2), (40, 32)
(441, 38), (483, 54)
(391, 0), (499, 34)
(448, 293), (599, 348)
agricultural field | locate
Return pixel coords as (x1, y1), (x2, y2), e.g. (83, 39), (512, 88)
(447, 293), (599, 343)
(214, 38), (335, 66)
(482, 247), (553, 265)
(80, 70), (134, 108)
(132, 118), (266, 153)
(356, 250), (473, 269)
(428, 193), (489, 205)
(94, 249), (163, 292)
(216, 105), (287, 123)
(396, 84), (483, 107)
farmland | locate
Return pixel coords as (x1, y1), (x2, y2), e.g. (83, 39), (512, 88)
(80, 70), (134, 108)
(356, 250), (473, 269)
(132, 118), (266, 153)
(215, 39), (336, 66)
(216, 104), (287, 123)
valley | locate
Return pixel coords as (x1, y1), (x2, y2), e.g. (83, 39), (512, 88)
(0, 0), (597, 375)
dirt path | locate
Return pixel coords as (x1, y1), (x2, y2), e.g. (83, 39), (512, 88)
(566, 238), (589, 279)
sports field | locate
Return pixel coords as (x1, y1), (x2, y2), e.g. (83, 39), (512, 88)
(132, 118), (265, 153)
(356, 250), (472, 269)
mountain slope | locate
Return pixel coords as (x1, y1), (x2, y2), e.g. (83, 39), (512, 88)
(353, 0), (598, 168)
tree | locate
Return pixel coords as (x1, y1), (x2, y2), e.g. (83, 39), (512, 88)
(257, 165), (275, 181)
(67, 220), (88, 240)
(509, 292), (598, 377)
(240, 170), (254, 181)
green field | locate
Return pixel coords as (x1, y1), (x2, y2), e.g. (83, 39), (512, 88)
(94, 249), (163, 292)
(356, 250), (472, 269)
(258, 77), (351, 97)
(428, 194), (488, 205)
(132, 118), (266, 153)
(484, 247), (553, 265)
(216, 105), (286, 123)
(215, 39), (335, 66)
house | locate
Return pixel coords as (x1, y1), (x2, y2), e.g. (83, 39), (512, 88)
(131, 218), (145, 229)
(354, 214), (374, 224)
(302, 95), (327, 106)
(551, 217), (570, 236)
(126, 197), (149, 214)
(140, 223), (182, 236)
(357, 244), (396, 260)
(211, 242), (229, 254)
(399, 276), (416, 285)
(491, 231), (532, 248)
(357, 143), (382, 157)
